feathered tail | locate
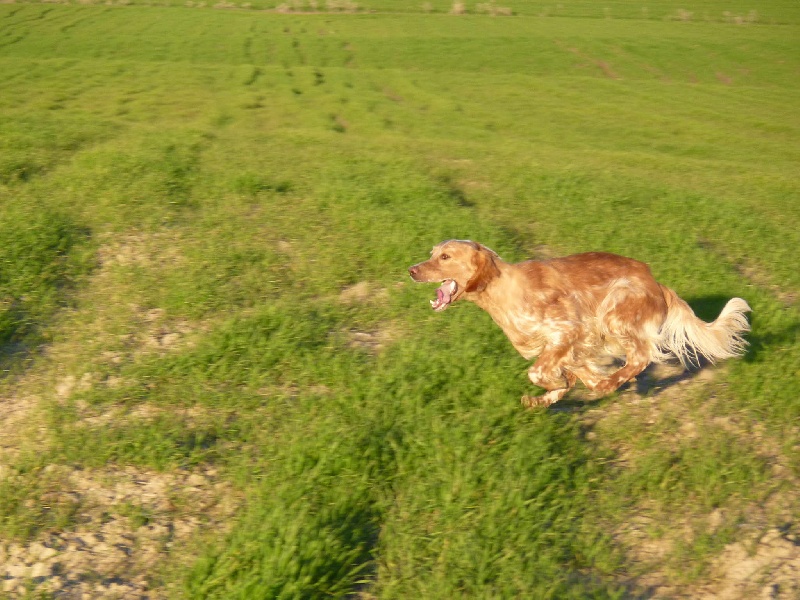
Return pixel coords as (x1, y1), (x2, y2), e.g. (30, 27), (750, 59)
(656, 285), (751, 368)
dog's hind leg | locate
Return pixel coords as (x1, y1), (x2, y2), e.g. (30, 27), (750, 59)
(586, 340), (650, 397)
(589, 286), (666, 397)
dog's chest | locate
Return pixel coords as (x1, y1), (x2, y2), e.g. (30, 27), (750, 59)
(488, 301), (585, 360)
(490, 309), (551, 359)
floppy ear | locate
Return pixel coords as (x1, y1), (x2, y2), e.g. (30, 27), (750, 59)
(465, 244), (500, 293)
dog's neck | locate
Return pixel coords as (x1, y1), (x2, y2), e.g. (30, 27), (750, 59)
(466, 261), (526, 313)
(464, 260), (549, 359)
(467, 260), (554, 313)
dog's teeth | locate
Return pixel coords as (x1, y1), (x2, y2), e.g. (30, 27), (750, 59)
(430, 300), (436, 306)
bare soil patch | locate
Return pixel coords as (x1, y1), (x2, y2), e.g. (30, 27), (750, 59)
(0, 465), (238, 598)
(0, 231), (234, 597)
(578, 363), (800, 599)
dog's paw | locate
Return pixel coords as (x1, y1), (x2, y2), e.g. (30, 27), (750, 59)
(521, 394), (553, 409)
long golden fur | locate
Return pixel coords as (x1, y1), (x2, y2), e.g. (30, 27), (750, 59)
(408, 240), (751, 407)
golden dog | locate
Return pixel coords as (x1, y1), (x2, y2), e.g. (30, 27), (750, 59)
(409, 240), (751, 407)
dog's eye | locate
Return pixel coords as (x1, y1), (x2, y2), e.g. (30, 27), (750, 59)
(440, 254), (450, 260)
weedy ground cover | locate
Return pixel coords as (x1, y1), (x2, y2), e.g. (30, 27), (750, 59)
(0, 1), (798, 597)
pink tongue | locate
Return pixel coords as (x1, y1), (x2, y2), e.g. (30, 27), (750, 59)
(437, 283), (452, 304)
(431, 281), (455, 310)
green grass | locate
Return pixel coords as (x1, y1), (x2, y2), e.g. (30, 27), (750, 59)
(0, 458), (81, 541)
(0, 1), (798, 597)
(0, 199), (91, 361)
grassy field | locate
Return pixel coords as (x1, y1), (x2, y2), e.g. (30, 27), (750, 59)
(0, 0), (798, 597)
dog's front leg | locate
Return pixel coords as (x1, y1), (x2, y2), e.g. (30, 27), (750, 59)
(522, 347), (577, 408)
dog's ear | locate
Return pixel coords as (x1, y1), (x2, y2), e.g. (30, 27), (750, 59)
(465, 244), (500, 293)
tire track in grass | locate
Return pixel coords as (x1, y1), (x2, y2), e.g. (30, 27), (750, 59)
(0, 5), (74, 38)
(1, 6), (24, 19)
(0, 5), (54, 30)
(241, 20), (255, 69)
(554, 39), (622, 80)
(59, 6), (113, 34)
(698, 238), (797, 307)
(0, 7), (55, 49)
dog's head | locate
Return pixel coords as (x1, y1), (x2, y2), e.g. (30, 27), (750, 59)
(408, 240), (500, 311)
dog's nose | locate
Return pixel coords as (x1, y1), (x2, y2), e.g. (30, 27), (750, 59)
(408, 265), (419, 278)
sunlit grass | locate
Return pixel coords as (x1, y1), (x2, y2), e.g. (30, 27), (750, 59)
(0, 2), (797, 596)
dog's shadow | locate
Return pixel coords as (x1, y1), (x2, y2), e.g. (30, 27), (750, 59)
(549, 362), (696, 414)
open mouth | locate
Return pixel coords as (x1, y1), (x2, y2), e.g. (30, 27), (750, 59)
(430, 279), (458, 312)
